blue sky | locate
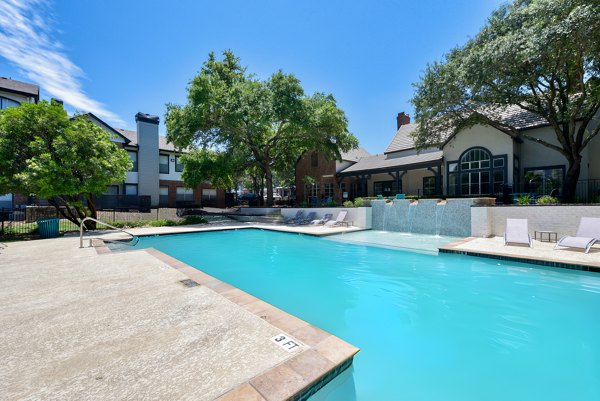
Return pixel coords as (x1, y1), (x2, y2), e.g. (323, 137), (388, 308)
(0, 0), (504, 153)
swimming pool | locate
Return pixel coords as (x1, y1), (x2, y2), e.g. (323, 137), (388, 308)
(127, 229), (600, 401)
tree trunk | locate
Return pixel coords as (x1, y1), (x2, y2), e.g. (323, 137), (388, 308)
(84, 193), (98, 229)
(562, 157), (581, 203)
(265, 166), (274, 207)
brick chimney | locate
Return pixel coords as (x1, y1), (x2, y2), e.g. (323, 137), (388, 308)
(396, 112), (410, 129)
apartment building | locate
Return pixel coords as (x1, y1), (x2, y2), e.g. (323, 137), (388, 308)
(0, 77), (40, 209)
(0, 77), (224, 209)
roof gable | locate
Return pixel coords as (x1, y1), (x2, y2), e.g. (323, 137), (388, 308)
(0, 77), (39, 99)
(81, 113), (131, 144)
(384, 123), (417, 154)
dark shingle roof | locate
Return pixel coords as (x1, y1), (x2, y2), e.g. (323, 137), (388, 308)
(441, 105), (550, 147)
(340, 150), (443, 175)
(384, 123), (417, 153)
(492, 105), (548, 130)
(0, 77), (39, 98)
(116, 128), (180, 152)
(341, 147), (370, 162)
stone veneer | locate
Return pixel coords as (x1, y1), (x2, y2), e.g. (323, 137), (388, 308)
(371, 198), (494, 237)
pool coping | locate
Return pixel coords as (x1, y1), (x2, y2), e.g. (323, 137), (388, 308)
(93, 237), (360, 401)
(440, 237), (600, 273)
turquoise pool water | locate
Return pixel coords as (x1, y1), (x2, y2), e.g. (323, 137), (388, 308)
(129, 229), (600, 401)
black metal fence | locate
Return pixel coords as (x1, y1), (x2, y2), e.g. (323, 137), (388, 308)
(0, 206), (184, 239)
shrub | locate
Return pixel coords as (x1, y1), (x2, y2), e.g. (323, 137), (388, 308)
(353, 197), (364, 207)
(516, 194), (532, 205)
(536, 195), (559, 205)
(342, 200), (354, 207)
(149, 219), (177, 227)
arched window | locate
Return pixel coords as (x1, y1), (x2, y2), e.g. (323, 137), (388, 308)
(447, 147), (506, 196)
(461, 148), (491, 170)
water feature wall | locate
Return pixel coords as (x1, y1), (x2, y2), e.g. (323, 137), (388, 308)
(372, 198), (488, 237)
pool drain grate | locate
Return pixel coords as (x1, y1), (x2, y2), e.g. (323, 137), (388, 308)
(179, 279), (199, 288)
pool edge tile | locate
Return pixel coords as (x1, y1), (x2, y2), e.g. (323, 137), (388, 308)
(142, 247), (360, 401)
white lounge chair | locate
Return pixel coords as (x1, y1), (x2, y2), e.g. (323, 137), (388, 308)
(554, 217), (600, 254)
(325, 210), (348, 227)
(504, 218), (532, 247)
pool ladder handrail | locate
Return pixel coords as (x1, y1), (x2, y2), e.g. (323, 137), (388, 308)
(79, 217), (139, 248)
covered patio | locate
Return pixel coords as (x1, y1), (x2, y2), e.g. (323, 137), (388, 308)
(337, 150), (444, 197)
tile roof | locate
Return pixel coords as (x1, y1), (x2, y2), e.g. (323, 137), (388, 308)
(116, 128), (181, 152)
(384, 123), (417, 153)
(341, 147), (371, 162)
(0, 77), (39, 97)
(440, 105), (550, 147)
(491, 105), (548, 130)
(340, 150), (443, 174)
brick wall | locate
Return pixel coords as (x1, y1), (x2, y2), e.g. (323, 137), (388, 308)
(158, 180), (225, 208)
(295, 151), (360, 203)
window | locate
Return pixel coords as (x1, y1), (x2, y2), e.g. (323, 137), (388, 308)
(448, 147), (506, 197)
(177, 187), (194, 202)
(324, 183), (334, 198)
(127, 150), (138, 172)
(159, 154), (169, 174)
(423, 177), (437, 196)
(175, 156), (184, 172)
(0, 96), (20, 109)
(124, 184), (138, 196)
(307, 183), (319, 198)
(200, 188), (215, 206)
(311, 152), (318, 167)
(373, 181), (397, 197)
(524, 166), (564, 196)
(159, 186), (169, 206)
(461, 148), (490, 170)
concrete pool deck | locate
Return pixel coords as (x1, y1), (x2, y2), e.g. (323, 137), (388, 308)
(3, 222), (598, 400)
(0, 225), (359, 401)
(440, 236), (600, 272)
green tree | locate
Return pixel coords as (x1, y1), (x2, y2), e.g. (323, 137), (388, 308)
(0, 101), (131, 227)
(165, 51), (358, 206)
(411, 0), (600, 202)
(180, 147), (250, 192)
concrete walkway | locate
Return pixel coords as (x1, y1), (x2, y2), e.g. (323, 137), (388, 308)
(0, 227), (358, 401)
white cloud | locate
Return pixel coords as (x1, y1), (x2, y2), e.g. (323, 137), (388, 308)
(0, 0), (124, 125)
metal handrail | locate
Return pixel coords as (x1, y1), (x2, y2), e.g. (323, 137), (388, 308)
(79, 217), (139, 248)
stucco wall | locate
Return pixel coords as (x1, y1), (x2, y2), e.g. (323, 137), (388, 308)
(518, 126), (590, 179)
(471, 204), (600, 238)
(443, 124), (515, 189)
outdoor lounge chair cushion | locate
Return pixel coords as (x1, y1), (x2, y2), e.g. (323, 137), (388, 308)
(285, 210), (304, 224)
(555, 217), (600, 253)
(504, 218), (532, 247)
(300, 212), (316, 225)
